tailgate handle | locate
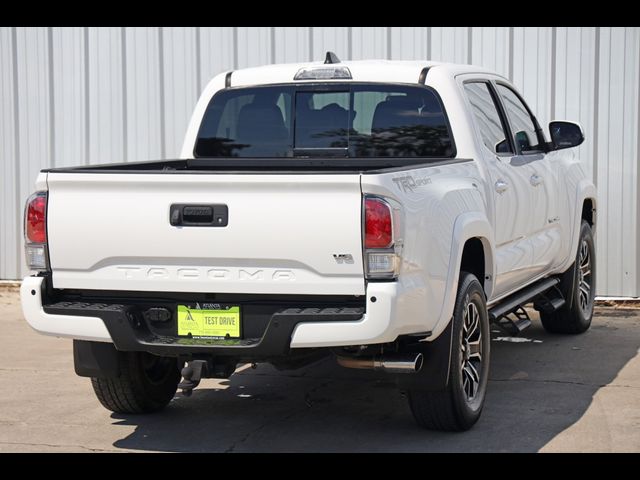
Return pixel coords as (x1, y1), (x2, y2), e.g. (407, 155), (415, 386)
(170, 204), (228, 227)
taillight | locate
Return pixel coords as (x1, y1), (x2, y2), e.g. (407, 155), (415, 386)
(24, 192), (49, 271)
(365, 198), (393, 249)
(26, 195), (47, 243)
(363, 195), (402, 280)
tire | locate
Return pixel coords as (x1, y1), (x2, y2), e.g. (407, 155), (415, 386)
(408, 272), (490, 431)
(540, 221), (595, 334)
(91, 351), (181, 414)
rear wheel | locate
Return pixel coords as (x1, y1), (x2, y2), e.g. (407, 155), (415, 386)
(540, 220), (595, 334)
(91, 351), (181, 414)
(408, 272), (490, 431)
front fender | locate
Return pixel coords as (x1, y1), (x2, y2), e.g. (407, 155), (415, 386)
(430, 211), (494, 340)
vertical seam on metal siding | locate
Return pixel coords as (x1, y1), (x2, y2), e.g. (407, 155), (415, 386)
(566, 28), (571, 119)
(308, 27), (313, 61)
(0, 26), (2, 275)
(541, 28), (545, 113)
(592, 27), (600, 188)
(121, 27), (128, 162)
(508, 27), (514, 81)
(47, 27), (55, 168)
(522, 27), (546, 111)
(467, 27), (472, 64)
(83, 27), (90, 166)
(636, 29), (640, 297)
(427, 27), (431, 60)
(270, 27), (275, 63)
(386, 27), (392, 60)
(232, 27), (238, 69)
(606, 30), (613, 293)
(11, 27), (21, 277)
(158, 27), (166, 159)
(621, 29), (627, 291)
(348, 27), (352, 60)
(195, 27), (201, 94)
(550, 27), (556, 121)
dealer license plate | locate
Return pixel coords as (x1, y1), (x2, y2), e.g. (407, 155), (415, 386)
(177, 304), (241, 338)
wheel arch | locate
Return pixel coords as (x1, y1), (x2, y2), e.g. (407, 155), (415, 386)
(430, 211), (495, 340)
(459, 237), (493, 297)
(582, 196), (596, 228)
(558, 181), (597, 275)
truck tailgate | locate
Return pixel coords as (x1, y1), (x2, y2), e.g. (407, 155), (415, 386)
(46, 173), (365, 295)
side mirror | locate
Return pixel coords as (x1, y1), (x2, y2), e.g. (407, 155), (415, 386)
(549, 121), (584, 150)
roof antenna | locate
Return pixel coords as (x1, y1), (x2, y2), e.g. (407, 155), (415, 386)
(324, 51), (341, 64)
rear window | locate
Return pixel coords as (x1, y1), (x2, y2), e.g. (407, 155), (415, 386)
(194, 84), (455, 158)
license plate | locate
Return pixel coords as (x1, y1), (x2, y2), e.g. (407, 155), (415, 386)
(177, 304), (241, 338)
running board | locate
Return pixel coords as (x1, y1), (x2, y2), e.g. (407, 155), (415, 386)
(533, 289), (566, 314)
(489, 277), (561, 333)
(496, 307), (532, 334)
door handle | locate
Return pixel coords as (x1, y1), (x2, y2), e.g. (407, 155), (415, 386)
(495, 180), (509, 194)
(530, 174), (543, 186)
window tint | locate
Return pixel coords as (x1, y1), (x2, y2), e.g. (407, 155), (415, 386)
(463, 82), (511, 154)
(196, 86), (292, 157)
(495, 84), (542, 153)
(194, 84), (454, 158)
(295, 91), (350, 148)
(350, 88), (453, 157)
(352, 91), (388, 134)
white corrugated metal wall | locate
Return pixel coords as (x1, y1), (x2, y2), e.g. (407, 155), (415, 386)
(1, 27), (639, 297)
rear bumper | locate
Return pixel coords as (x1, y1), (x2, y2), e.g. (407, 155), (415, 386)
(290, 282), (401, 348)
(21, 277), (112, 343)
(21, 275), (418, 357)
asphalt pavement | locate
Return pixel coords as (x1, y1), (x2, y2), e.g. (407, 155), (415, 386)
(0, 286), (638, 452)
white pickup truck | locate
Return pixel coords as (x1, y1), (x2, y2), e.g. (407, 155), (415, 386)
(21, 53), (596, 431)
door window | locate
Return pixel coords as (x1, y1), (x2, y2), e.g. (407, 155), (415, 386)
(463, 82), (512, 155)
(495, 84), (544, 154)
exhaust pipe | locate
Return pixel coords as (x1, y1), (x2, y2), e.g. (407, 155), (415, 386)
(336, 353), (423, 374)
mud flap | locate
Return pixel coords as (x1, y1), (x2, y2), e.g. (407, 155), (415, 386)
(396, 318), (454, 392)
(73, 340), (121, 378)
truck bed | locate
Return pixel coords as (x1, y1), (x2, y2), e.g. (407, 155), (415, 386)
(42, 157), (470, 174)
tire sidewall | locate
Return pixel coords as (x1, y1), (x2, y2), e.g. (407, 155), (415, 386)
(570, 222), (596, 327)
(131, 352), (181, 407)
(449, 273), (490, 425)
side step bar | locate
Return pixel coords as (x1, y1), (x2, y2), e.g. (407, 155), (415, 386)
(489, 277), (561, 334)
(489, 277), (560, 322)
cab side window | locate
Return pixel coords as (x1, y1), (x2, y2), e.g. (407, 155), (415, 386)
(463, 82), (512, 155)
(495, 84), (543, 154)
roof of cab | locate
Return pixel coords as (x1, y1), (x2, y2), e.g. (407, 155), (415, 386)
(228, 59), (499, 87)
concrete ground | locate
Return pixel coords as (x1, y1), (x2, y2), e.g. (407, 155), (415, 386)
(0, 287), (638, 452)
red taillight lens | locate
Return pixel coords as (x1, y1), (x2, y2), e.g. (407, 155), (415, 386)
(26, 194), (47, 244)
(365, 197), (393, 249)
